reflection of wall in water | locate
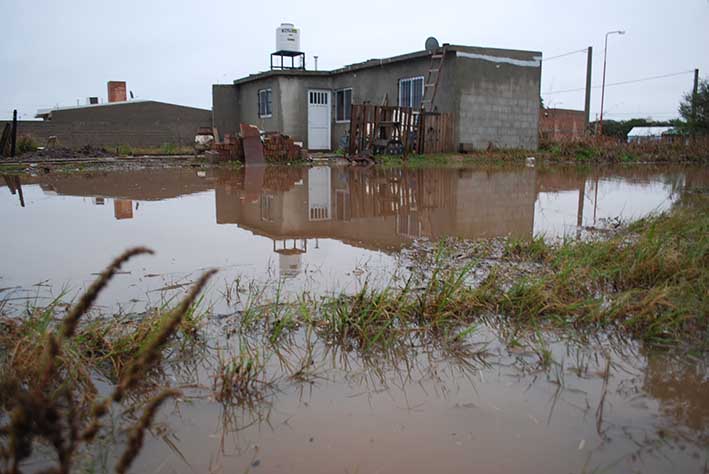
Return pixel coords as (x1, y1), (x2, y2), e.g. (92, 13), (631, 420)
(450, 168), (535, 239)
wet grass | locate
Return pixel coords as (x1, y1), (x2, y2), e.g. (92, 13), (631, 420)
(375, 138), (709, 167)
(115, 144), (194, 156)
(0, 248), (216, 474)
(277, 197), (707, 349)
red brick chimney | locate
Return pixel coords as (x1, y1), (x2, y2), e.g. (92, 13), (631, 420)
(107, 81), (127, 103)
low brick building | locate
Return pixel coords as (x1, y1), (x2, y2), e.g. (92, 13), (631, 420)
(539, 107), (586, 141)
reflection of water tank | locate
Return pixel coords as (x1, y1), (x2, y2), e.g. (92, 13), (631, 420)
(279, 253), (302, 278)
(276, 23), (300, 53)
(273, 239), (307, 278)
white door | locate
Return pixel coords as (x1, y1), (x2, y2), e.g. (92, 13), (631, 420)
(307, 90), (331, 150)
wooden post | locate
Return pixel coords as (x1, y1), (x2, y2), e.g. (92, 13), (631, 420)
(11, 110), (18, 158)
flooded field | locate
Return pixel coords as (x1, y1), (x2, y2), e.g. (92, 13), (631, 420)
(0, 164), (698, 311)
(1, 163), (708, 474)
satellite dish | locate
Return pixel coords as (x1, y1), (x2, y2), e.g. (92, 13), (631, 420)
(425, 37), (440, 51)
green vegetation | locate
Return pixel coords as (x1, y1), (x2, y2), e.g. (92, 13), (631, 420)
(378, 153), (453, 168)
(371, 139), (709, 167)
(589, 118), (683, 140)
(16, 135), (38, 154)
(116, 144), (133, 156)
(679, 78), (709, 135)
(0, 164), (28, 174)
(278, 197), (707, 348)
(115, 144), (194, 156)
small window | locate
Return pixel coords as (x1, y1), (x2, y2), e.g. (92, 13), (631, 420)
(335, 88), (352, 122)
(258, 88), (272, 117)
(398, 76), (424, 109)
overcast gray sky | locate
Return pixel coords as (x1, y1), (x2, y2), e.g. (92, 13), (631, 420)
(2, 0), (707, 121)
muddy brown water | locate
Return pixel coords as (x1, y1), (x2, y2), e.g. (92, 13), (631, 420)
(1, 163), (708, 473)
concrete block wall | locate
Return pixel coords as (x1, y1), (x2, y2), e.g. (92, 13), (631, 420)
(236, 78), (280, 135)
(212, 85), (240, 138)
(278, 75), (332, 147)
(453, 47), (542, 150)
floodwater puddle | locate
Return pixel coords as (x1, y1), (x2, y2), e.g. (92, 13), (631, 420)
(1, 164), (702, 311)
(1, 163), (708, 473)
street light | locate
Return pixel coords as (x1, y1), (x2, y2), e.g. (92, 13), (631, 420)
(598, 30), (625, 137)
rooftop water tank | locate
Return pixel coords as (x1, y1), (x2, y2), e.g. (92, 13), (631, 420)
(276, 23), (300, 53)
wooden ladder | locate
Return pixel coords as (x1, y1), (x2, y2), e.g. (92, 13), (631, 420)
(421, 45), (447, 112)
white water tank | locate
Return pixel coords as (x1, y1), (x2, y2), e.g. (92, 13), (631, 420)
(276, 23), (300, 53)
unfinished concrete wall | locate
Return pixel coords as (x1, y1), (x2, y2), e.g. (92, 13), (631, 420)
(212, 85), (240, 138)
(453, 47), (541, 150)
(235, 78), (281, 134)
(3, 101), (211, 148)
(279, 75), (332, 147)
(330, 54), (458, 150)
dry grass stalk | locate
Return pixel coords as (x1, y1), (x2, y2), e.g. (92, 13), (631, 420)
(115, 389), (180, 474)
(0, 248), (215, 474)
(60, 247), (154, 340)
(113, 269), (217, 403)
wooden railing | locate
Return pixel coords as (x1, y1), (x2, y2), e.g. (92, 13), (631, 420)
(347, 104), (455, 158)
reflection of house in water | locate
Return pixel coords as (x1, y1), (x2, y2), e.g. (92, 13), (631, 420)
(5, 165), (704, 281)
(308, 167), (332, 221)
(215, 166), (538, 278)
(9, 165), (698, 278)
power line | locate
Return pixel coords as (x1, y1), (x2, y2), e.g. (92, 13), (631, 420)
(542, 48), (588, 62)
(543, 70), (695, 95)
(604, 112), (679, 117)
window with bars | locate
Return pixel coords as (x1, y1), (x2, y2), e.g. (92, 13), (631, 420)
(258, 88), (272, 117)
(398, 77), (424, 109)
(335, 88), (352, 122)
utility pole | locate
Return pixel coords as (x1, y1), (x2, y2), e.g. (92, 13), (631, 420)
(584, 46), (593, 133)
(10, 110), (17, 158)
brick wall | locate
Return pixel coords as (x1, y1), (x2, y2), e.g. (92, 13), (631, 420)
(539, 108), (586, 141)
(0, 101), (211, 148)
(107, 81), (127, 103)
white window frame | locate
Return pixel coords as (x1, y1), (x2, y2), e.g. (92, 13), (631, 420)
(335, 88), (352, 123)
(398, 76), (424, 109)
(258, 88), (272, 118)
